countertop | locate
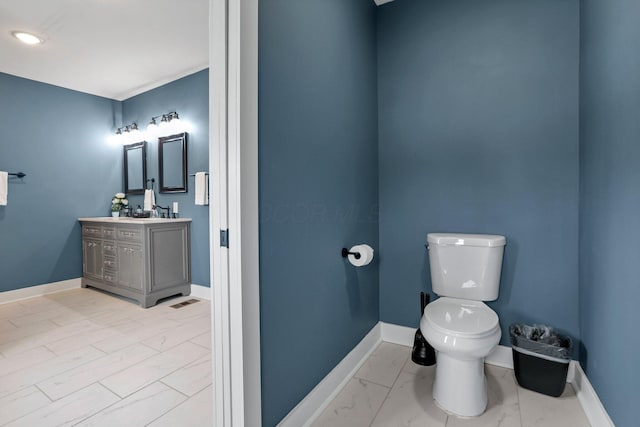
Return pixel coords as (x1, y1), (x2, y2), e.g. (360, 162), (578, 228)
(78, 217), (192, 224)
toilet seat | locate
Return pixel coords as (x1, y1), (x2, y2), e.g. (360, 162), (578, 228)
(424, 297), (499, 338)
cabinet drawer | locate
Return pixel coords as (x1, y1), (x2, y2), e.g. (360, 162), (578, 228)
(102, 241), (117, 256)
(103, 269), (118, 283)
(103, 255), (117, 270)
(118, 227), (142, 242)
(102, 226), (116, 239)
(83, 225), (102, 237)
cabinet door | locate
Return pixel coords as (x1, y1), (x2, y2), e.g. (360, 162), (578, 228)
(149, 226), (190, 292)
(117, 243), (144, 291)
(83, 239), (103, 279)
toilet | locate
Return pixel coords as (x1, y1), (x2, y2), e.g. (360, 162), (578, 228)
(420, 233), (506, 417)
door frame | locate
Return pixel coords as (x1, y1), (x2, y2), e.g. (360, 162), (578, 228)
(210, 0), (261, 425)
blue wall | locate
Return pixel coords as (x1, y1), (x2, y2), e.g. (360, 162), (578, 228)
(377, 0), (581, 349)
(258, 0), (379, 425)
(0, 70), (209, 293)
(579, 1), (640, 425)
(0, 72), (121, 291)
(122, 70), (210, 286)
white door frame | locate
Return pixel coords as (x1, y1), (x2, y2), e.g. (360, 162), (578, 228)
(210, 0), (261, 426)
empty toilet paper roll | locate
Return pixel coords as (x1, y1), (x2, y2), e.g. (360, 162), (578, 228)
(348, 244), (374, 267)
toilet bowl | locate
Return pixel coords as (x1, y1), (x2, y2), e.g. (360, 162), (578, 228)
(422, 233), (506, 417)
(420, 297), (501, 416)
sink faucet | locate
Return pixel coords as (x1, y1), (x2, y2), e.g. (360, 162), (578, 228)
(154, 205), (171, 218)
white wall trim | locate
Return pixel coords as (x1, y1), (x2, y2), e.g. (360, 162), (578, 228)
(236, 0), (261, 424)
(190, 284), (212, 300)
(210, 0), (261, 425)
(278, 323), (383, 427)
(486, 344), (514, 369)
(381, 322), (511, 369)
(569, 361), (615, 427)
(0, 278), (81, 305)
(380, 321), (417, 346)
(209, 0), (231, 424)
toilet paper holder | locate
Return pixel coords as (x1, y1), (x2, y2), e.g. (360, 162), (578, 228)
(341, 248), (361, 260)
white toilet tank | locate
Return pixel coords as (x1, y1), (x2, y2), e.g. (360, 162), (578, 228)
(427, 233), (506, 301)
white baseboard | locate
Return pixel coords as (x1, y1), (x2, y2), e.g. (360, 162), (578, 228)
(278, 323), (382, 427)
(0, 278), (82, 305)
(329, 322), (612, 427)
(381, 322), (516, 369)
(190, 284), (212, 300)
(380, 321), (416, 346)
(486, 344), (514, 369)
(569, 361), (615, 427)
(0, 281), (212, 305)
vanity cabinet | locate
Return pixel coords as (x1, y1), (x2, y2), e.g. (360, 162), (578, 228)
(79, 218), (191, 308)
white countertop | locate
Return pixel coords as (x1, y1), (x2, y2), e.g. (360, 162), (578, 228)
(78, 217), (192, 224)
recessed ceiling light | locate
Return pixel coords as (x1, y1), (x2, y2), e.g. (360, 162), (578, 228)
(11, 31), (44, 45)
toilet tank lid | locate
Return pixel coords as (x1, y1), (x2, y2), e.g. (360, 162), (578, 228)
(427, 233), (506, 247)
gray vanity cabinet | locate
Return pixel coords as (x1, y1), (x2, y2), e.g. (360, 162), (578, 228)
(80, 218), (191, 308)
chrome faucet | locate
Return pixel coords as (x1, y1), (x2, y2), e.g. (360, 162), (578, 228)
(154, 205), (171, 218)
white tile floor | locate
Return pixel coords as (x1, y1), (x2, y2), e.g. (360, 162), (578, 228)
(0, 288), (212, 426)
(1, 289), (593, 427)
(312, 342), (592, 427)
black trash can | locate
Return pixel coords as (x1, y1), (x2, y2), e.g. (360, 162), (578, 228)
(509, 324), (572, 397)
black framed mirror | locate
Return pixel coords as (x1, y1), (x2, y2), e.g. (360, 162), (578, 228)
(159, 132), (188, 193)
(123, 141), (147, 195)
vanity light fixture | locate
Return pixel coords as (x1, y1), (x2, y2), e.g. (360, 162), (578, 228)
(12, 31), (44, 45)
(112, 123), (141, 145)
(111, 111), (186, 145)
(146, 111), (183, 140)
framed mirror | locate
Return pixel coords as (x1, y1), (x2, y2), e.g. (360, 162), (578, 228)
(123, 141), (147, 195)
(159, 132), (188, 193)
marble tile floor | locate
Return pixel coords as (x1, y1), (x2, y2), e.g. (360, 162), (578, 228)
(0, 288), (212, 426)
(312, 342), (592, 427)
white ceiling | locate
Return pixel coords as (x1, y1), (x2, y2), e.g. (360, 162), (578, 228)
(0, 0), (208, 101)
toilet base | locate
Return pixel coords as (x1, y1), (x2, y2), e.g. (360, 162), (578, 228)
(433, 352), (488, 417)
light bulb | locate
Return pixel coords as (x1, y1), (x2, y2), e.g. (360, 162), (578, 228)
(168, 117), (183, 134)
(146, 118), (158, 141)
(12, 31), (43, 45)
(158, 115), (170, 136)
(109, 128), (123, 146)
(128, 126), (142, 143)
(121, 128), (132, 145)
